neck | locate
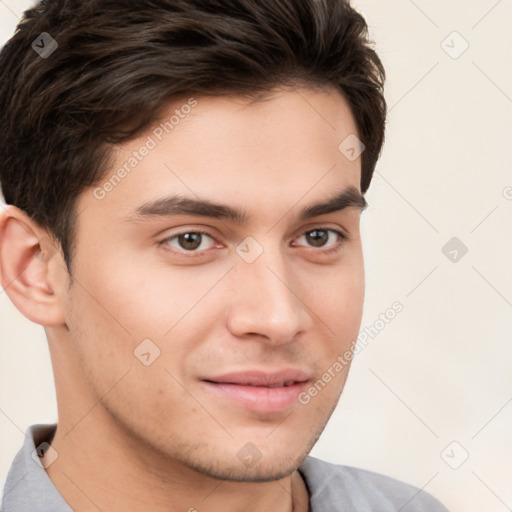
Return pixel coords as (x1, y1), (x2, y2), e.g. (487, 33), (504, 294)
(45, 413), (310, 512)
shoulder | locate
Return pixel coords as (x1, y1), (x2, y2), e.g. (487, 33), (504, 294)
(298, 456), (449, 512)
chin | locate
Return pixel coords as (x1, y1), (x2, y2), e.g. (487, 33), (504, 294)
(186, 456), (302, 483)
(179, 437), (316, 483)
(171, 403), (333, 482)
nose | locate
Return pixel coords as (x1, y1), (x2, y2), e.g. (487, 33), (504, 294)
(225, 246), (312, 345)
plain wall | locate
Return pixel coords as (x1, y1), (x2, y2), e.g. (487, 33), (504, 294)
(1, 1), (511, 511)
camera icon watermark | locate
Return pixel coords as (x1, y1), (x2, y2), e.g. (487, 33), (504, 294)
(31, 32), (58, 59)
(35, 236), (58, 263)
(338, 134), (365, 162)
(442, 237), (468, 263)
(236, 442), (262, 468)
(32, 442), (59, 469)
(440, 441), (469, 469)
(133, 338), (161, 366)
(236, 236), (263, 264)
(441, 31), (469, 60)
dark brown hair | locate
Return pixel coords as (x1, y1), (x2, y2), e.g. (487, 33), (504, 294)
(0, 0), (386, 272)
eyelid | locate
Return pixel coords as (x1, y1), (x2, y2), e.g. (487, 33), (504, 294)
(295, 225), (349, 240)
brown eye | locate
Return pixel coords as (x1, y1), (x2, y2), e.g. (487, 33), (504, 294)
(177, 232), (203, 251)
(305, 229), (329, 247)
(295, 228), (346, 250)
(162, 231), (216, 253)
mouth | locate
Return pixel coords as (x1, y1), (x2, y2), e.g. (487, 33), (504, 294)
(200, 369), (311, 413)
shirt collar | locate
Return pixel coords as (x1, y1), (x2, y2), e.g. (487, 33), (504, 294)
(2, 423), (72, 512)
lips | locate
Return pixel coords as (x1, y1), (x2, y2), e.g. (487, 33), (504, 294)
(201, 369), (311, 413)
(203, 369), (310, 386)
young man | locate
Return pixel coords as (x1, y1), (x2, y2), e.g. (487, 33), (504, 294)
(0, 0), (448, 510)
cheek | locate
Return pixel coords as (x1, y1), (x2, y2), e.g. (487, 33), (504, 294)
(65, 250), (225, 391)
(66, 283), (196, 423)
(71, 245), (207, 339)
(311, 252), (365, 334)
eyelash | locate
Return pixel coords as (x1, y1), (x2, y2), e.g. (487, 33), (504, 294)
(159, 228), (349, 258)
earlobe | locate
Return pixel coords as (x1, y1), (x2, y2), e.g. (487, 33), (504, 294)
(0, 206), (67, 326)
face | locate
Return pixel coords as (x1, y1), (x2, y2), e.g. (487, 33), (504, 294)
(57, 86), (365, 482)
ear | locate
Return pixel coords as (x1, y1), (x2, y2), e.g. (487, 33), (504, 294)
(0, 205), (67, 326)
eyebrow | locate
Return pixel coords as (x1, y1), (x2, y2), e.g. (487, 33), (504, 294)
(126, 186), (367, 224)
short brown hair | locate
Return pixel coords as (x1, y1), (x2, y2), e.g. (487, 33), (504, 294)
(0, 0), (386, 271)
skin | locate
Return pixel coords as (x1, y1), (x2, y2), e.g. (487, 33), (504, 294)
(0, 86), (365, 512)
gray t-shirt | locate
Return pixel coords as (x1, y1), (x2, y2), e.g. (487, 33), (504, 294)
(1, 424), (448, 511)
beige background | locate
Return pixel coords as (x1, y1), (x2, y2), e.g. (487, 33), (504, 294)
(1, 1), (511, 511)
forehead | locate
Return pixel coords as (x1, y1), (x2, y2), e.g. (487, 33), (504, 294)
(78, 87), (362, 228)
